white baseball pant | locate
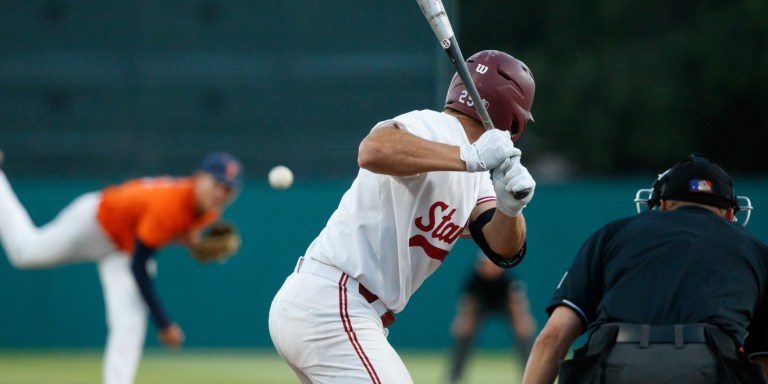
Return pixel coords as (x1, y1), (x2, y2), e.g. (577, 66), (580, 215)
(269, 257), (412, 384)
(0, 171), (152, 384)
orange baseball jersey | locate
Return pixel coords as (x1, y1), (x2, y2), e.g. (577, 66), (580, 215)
(97, 177), (220, 253)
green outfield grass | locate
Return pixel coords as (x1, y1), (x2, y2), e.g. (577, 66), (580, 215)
(0, 348), (523, 384)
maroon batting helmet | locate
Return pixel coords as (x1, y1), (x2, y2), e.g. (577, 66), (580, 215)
(444, 50), (535, 141)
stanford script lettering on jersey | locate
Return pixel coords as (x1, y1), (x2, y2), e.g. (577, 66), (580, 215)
(409, 201), (463, 261)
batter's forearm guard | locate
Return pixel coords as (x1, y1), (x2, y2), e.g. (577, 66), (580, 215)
(468, 208), (526, 269)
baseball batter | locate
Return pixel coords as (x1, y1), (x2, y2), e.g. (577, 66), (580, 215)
(0, 152), (243, 384)
(269, 50), (537, 383)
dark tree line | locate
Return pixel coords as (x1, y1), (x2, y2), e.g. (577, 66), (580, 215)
(458, 0), (767, 178)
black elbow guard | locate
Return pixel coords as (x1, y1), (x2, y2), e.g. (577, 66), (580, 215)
(468, 208), (526, 269)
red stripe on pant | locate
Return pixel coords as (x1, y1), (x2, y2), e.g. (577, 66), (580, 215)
(338, 273), (381, 383)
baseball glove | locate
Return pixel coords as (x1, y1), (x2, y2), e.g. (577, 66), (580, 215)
(190, 221), (241, 264)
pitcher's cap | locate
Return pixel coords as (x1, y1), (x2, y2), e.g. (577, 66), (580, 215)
(199, 152), (243, 187)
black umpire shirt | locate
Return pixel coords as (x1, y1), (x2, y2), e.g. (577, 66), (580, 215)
(547, 206), (768, 359)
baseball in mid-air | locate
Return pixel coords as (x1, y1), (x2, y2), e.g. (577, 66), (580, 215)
(268, 165), (293, 190)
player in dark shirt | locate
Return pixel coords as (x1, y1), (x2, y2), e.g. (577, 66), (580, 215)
(523, 154), (768, 384)
(447, 253), (537, 383)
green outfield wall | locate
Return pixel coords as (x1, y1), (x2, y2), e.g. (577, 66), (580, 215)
(1, 178), (767, 350)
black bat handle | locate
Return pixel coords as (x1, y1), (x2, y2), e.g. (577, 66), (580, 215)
(513, 188), (531, 200)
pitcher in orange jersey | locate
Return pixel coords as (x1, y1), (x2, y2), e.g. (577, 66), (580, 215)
(0, 151), (243, 384)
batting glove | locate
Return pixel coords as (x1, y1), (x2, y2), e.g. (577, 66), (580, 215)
(492, 156), (536, 217)
(460, 129), (520, 173)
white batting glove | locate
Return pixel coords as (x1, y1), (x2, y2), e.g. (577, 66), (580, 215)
(492, 156), (536, 217)
(460, 129), (520, 173)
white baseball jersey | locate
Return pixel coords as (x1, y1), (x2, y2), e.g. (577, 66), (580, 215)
(305, 109), (496, 313)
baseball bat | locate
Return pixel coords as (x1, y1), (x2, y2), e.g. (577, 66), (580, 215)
(415, 0), (530, 200)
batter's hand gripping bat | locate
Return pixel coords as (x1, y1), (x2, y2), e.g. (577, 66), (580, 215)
(415, 0), (530, 199)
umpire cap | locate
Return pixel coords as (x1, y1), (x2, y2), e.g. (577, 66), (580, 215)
(648, 154), (737, 210)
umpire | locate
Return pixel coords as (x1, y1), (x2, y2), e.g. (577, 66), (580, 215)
(522, 154), (768, 384)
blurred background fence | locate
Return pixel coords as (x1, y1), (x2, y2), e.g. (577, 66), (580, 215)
(1, 179), (767, 350)
(0, 0), (766, 351)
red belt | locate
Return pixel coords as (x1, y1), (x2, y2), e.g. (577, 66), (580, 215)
(296, 257), (396, 328)
(358, 283), (396, 328)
